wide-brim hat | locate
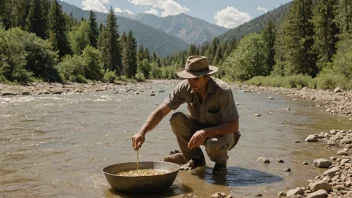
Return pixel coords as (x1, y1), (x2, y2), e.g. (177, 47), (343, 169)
(176, 55), (218, 79)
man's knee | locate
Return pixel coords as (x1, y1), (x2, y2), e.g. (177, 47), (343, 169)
(205, 138), (226, 155)
(169, 112), (187, 126)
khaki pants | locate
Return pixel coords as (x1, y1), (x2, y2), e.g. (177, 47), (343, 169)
(169, 112), (240, 164)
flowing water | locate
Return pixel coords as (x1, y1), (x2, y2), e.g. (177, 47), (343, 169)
(0, 81), (351, 198)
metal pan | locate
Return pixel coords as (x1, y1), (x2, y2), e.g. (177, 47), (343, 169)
(102, 161), (180, 193)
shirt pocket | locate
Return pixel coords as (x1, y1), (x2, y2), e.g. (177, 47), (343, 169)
(205, 108), (222, 127)
(187, 103), (197, 119)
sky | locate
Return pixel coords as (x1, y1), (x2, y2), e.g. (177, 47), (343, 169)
(62, 0), (292, 29)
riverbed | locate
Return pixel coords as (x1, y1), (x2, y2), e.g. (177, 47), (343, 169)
(0, 80), (351, 197)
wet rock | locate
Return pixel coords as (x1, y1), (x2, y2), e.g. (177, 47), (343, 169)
(306, 135), (319, 142)
(150, 93), (155, 96)
(286, 107), (291, 110)
(336, 148), (348, 156)
(313, 159), (332, 168)
(277, 191), (286, 196)
(306, 189), (328, 198)
(284, 168), (291, 172)
(211, 192), (226, 198)
(269, 97), (273, 100)
(287, 188), (304, 196)
(295, 141), (301, 143)
(330, 157), (337, 161)
(256, 157), (270, 163)
(254, 113), (261, 117)
(277, 159), (284, 163)
(303, 161), (309, 165)
(309, 181), (331, 192)
(162, 153), (186, 164)
(254, 194), (262, 197)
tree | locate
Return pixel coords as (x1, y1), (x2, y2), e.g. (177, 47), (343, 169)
(69, 21), (90, 55)
(88, 10), (99, 48)
(262, 20), (276, 72)
(222, 33), (269, 81)
(335, 0), (352, 34)
(273, 0), (317, 77)
(121, 31), (137, 77)
(26, 0), (48, 39)
(312, 0), (339, 69)
(99, 7), (121, 73)
(49, 0), (72, 58)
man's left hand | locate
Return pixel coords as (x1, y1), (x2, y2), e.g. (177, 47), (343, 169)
(188, 130), (207, 149)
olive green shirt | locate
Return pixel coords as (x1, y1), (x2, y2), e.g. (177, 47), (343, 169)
(164, 77), (239, 127)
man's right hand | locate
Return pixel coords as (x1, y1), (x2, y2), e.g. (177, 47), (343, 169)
(132, 132), (145, 150)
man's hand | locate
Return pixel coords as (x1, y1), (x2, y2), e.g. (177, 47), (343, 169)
(132, 132), (145, 150)
(188, 130), (207, 149)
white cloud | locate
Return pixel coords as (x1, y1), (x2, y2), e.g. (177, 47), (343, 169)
(145, 8), (159, 15)
(128, 0), (190, 17)
(214, 6), (251, 29)
(82, 0), (108, 13)
(257, 6), (268, 13)
(114, 8), (134, 15)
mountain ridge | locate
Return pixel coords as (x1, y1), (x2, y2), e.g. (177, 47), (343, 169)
(60, 1), (189, 57)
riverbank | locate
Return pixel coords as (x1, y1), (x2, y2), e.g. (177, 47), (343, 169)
(235, 84), (352, 121)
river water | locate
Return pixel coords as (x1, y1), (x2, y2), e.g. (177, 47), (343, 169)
(0, 81), (351, 198)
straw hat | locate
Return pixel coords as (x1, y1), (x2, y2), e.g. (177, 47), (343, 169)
(176, 55), (218, 79)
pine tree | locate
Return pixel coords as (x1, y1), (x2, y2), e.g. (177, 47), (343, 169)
(335, 0), (352, 34)
(312, 0), (339, 70)
(100, 7), (121, 73)
(126, 31), (137, 77)
(262, 20), (276, 73)
(14, 0), (30, 29)
(88, 10), (99, 48)
(49, 0), (72, 58)
(275, 0), (317, 77)
(26, 0), (48, 39)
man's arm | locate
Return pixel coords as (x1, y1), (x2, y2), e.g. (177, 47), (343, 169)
(138, 103), (172, 136)
(203, 119), (239, 138)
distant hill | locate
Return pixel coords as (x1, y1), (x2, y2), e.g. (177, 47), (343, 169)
(128, 13), (228, 45)
(60, 2), (189, 57)
(217, 2), (292, 43)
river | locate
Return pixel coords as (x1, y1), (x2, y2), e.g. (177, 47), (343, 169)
(0, 80), (351, 198)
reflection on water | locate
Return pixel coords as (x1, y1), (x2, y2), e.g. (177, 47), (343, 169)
(1, 81), (351, 197)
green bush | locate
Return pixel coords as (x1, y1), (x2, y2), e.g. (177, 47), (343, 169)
(57, 55), (85, 82)
(82, 45), (104, 80)
(134, 72), (145, 82)
(103, 71), (116, 83)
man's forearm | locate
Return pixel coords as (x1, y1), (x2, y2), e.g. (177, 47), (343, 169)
(139, 110), (165, 136)
(204, 119), (239, 138)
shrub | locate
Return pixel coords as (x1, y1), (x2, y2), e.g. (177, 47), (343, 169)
(103, 71), (116, 83)
(134, 72), (145, 82)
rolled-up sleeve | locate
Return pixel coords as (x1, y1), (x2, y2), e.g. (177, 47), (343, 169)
(163, 82), (187, 110)
(219, 89), (239, 122)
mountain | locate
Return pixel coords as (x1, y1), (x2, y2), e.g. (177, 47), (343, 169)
(217, 2), (292, 43)
(128, 13), (228, 45)
(60, 2), (189, 57)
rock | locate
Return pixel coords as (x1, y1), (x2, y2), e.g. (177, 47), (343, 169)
(226, 195), (232, 198)
(162, 153), (187, 164)
(211, 192), (226, 198)
(269, 97), (273, 100)
(277, 191), (286, 196)
(277, 159), (284, 163)
(287, 188), (304, 196)
(256, 157), (270, 163)
(330, 157), (337, 161)
(295, 141), (301, 143)
(313, 159), (332, 168)
(303, 162), (309, 165)
(283, 168), (291, 172)
(306, 135), (319, 142)
(336, 148), (348, 156)
(306, 189), (328, 198)
(254, 194), (262, 197)
(309, 181), (331, 192)
(333, 87), (342, 93)
(254, 114), (261, 117)
(150, 93), (155, 96)
(322, 167), (340, 177)
(285, 107), (291, 110)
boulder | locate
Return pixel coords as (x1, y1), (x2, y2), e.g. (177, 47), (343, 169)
(313, 159), (332, 168)
(306, 189), (328, 198)
(309, 181), (331, 192)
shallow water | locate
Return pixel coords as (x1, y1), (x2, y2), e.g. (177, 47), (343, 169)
(0, 81), (351, 198)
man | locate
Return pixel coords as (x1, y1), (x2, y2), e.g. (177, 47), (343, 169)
(132, 55), (240, 175)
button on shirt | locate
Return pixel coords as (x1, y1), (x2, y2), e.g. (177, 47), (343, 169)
(164, 77), (239, 127)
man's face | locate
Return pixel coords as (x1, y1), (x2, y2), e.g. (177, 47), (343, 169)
(187, 75), (208, 93)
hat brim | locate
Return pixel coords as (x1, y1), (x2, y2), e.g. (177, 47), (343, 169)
(176, 65), (218, 79)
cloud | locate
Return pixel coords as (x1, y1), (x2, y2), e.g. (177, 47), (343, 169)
(145, 8), (159, 15)
(214, 6), (251, 29)
(257, 6), (268, 13)
(128, 0), (190, 17)
(82, 0), (108, 13)
(114, 8), (134, 15)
